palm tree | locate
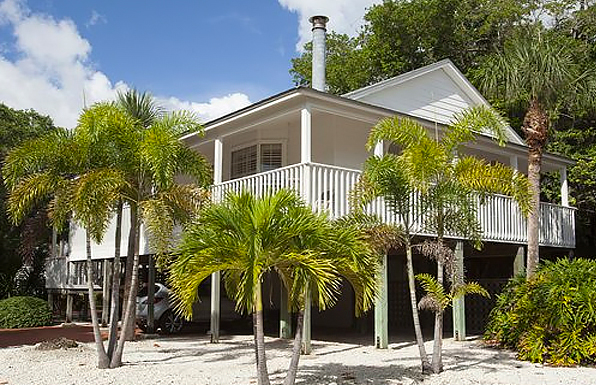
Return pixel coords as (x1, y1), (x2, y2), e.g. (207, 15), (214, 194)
(473, 29), (596, 276)
(3, 125), (128, 368)
(168, 190), (379, 385)
(3, 100), (211, 369)
(115, 89), (163, 338)
(355, 106), (532, 373)
(106, 96), (211, 368)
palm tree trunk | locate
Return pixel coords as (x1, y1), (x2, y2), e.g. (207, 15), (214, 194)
(85, 231), (110, 369)
(107, 202), (123, 359)
(252, 283), (271, 385)
(110, 204), (140, 368)
(283, 309), (304, 385)
(405, 241), (431, 373)
(122, 203), (139, 341)
(523, 99), (548, 277)
(526, 146), (542, 276)
(431, 257), (444, 374)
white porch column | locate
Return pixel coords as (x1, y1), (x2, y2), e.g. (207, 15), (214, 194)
(300, 105), (313, 353)
(374, 141), (384, 157)
(211, 137), (223, 343)
(213, 137), (223, 200)
(452, 241), (466, 341)
(560, 166), (569, 207)
(509, 155), (519, 172)
(301, 105), (312, 164)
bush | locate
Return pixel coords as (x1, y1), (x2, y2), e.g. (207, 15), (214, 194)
(0, 296), (52, 329)
(485, 258), (596, 366)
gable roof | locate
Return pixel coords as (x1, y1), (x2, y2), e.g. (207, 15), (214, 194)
(343, 59), (526, 145)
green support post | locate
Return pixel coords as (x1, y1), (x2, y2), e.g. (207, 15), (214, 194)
(301, 288), (311, 355)
(210, 271), (221, 343)
(280, 285), (292, 339)
(66, 292), (73, 323)
(374, 254), (388, 348)
(452, 241), (466, 341)
(513, 246), (525, 276)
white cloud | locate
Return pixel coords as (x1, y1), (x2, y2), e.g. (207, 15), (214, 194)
(0, 0), (250, 128)
(86, 10), (106, 28)
(160, 93), (251, 123)
(278, 0), (382, 51)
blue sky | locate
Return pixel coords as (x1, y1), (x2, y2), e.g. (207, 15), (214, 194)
(0, 0), (380, 127)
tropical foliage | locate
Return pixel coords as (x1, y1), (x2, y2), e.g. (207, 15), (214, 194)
(291, 0), (596, 262)
(473, 29), (596, 275)
(0, 296), (52, 329)
(485, 258), (596, 366)
(354, 106), (531, 373)
(169, 189), (379, 385)
(0, 103), (56, 299)
(2, 93), (210, 368)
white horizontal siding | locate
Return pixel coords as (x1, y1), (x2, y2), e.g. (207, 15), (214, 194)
(354, 69), (474, 125)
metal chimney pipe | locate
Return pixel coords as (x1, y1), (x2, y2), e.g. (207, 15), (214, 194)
(309, 15), (329, 92)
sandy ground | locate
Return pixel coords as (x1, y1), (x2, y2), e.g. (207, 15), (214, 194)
(0, 334), (594, 385)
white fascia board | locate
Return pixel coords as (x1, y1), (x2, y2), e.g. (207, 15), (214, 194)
(470, 135), (575, 167)
(180, 91), (303, 142)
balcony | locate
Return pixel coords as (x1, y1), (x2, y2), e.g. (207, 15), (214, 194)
(212, 162), (575, 249)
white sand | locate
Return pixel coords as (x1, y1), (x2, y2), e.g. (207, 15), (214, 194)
(0, 335), (594, 385)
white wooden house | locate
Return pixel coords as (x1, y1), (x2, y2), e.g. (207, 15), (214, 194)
(46, 17), (575, 346)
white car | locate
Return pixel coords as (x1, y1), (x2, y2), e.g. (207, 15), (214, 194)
(136, 283), (184, 334)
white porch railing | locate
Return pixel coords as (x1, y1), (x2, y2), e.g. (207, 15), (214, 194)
(211, 162), (576, 249)
(45, 258), (102, 290)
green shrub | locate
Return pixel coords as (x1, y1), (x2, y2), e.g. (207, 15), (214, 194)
(485, 258), (596, 366)
(0, 296), (52, 329)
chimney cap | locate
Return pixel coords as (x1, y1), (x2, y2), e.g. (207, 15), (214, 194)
(309, 15), (329, 30)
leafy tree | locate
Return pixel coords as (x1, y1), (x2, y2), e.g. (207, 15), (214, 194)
(0, 103), (56, 299)
(168, 190), (379, 385)
(290, 0), (536, 94)
(290, 32), (372, 95)
(355, 106), (531, 373)
(473, 28), (596, 276)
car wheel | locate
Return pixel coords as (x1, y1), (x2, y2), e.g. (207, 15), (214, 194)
(137, 322), (148, 333)
(159, 310), (184, 334)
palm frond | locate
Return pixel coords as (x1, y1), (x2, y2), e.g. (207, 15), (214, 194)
(116, 89), (164, 128)
(447, 105), (508, 150)
(416, 273), (449, 313)
(451, 281), (490, 300)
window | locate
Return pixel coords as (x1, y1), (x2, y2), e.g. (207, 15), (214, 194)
(260, 143), (282, 172)
(231, 145), (257, 179)
(231, 143), (283, 179)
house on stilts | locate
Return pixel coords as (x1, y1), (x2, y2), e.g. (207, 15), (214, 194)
(45, 16), (575, 348)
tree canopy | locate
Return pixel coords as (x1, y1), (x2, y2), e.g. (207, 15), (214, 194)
(0, 103), (57, 299)
(290, 0), (596, 259)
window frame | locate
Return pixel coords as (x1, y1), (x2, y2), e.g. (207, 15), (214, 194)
(230, 140), (286, 180)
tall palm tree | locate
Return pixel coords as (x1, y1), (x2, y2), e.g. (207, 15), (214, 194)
(168, 190), (379, 385)
(4, 100), (211, 369)
(355, 106), (532, 373)
(3, 125), (128, 368)
(473, 29), (596, 276)
(115, 89), (163, 338)
(107, 99), (211, 368)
